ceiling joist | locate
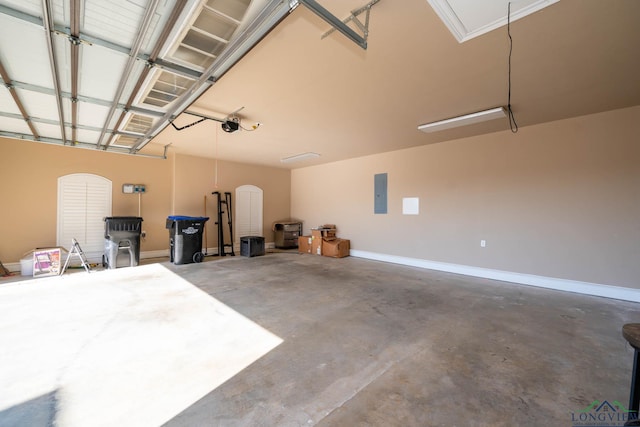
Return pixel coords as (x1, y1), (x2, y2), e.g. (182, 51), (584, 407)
(41, 0), (68, 145)
(0, 110), (108, 133)
(0, 0), (312, 155)
(70, 0), (81, 144)
(98, 0), (161, 149)
(0, 129), (171, 160)
(0, 3), (216, 85)
(5, 79), (166, 118)
(130, 0), (294, 153)
(0, 60), (40, 139)
(106, 0), (189, 151)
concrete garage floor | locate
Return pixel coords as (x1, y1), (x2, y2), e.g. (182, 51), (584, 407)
(165, 253), (640, 426)
(1, 252), (639, 426)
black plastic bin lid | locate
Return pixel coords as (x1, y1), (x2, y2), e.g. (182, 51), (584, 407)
(167, 216), (209, 221)
(104, 216), (143, 221)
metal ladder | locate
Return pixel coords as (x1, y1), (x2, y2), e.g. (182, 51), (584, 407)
(212, 191), (235, 256)
(61, 238), (91, 274)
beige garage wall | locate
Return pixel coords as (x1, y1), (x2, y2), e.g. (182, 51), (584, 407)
(291, 106), (640, 288)
(171, 153), (290, 251)
(0, 141), (291, 264)
(0, 138), (173, 263)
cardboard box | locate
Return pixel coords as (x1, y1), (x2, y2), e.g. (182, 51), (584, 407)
(322, 238), (350, 258)
(33, 248), (61, 277)
(311, 225), (337, 240)
(310, 225), (339, 255)
(320, 224), (336, 239)
(311, 233), (323, 255)
(298, 236), (312, 254)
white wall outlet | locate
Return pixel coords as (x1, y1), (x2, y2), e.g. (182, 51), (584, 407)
(480, 240), (486, 247)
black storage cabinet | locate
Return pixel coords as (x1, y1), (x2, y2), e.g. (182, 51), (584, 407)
(240, 236), (265, 257)
(103, 216), (143, 269)
(166, 216), (209, 265)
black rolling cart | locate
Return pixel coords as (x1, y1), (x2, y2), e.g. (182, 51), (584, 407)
(166, 216), (209, 264)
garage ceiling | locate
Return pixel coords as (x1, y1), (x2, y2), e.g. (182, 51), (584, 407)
(0, 0), (289, 155)
(1, 0), (639, 168)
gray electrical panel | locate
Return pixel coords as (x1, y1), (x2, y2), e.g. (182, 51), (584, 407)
(374, 173), (387, 214)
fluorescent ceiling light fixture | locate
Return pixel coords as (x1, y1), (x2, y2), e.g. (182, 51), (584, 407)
(280, 152), (321, 164)
(418, 107), (507, 133)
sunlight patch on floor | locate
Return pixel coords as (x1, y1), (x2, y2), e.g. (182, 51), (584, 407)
(0, 263), (283, 427)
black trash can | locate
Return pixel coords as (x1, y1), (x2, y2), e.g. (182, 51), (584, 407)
(166, 216), (209, 265)
(103, 216), (143, 269)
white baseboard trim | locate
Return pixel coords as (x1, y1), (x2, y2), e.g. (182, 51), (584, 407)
(4, 240), (278, 273)
(10, 247), (632, 302)
(3, 249), (171, 274)
(349, 250), (640, 303)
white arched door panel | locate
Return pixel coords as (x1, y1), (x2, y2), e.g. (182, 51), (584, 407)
(235, 185), (263, 243)
(57, 173), (112, 261)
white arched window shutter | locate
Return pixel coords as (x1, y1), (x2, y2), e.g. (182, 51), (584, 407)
(57, 173), (112, 261)
(235, 185), (263, 243)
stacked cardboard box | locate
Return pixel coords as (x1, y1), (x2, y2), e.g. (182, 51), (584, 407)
(298, 236), (312, 254)
(299, 224), (350, 258)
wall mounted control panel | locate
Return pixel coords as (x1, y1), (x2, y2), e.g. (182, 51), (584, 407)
(122, 184), (146, 194)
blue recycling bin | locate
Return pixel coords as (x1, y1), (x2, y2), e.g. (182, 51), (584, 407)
(166, 216), (209, 265)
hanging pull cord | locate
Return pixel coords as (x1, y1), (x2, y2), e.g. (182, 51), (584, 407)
(507, 2), (519, 133)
